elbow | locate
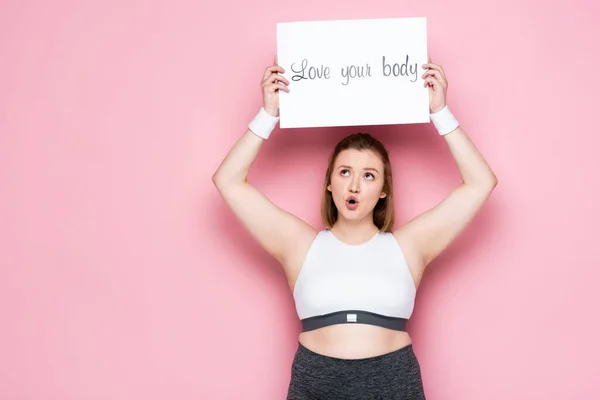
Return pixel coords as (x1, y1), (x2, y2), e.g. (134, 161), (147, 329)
(212, 172), (228, 191)
(479, 173), (498, 192)
(491, 174), (498, 188)
(211, 171), (245, 192)
(211, 171), (221, 185)
(211, 173), (220, 188)
(468, 173), (498, 194)
(489, 171), (499, 188)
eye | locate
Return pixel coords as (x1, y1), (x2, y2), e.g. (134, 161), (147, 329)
(340, 169), (350, 176)
(365, 173), (374, 180)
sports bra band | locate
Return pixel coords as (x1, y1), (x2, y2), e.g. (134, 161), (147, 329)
(300, 310), (408, 332)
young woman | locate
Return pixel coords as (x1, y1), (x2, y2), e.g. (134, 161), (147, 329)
(212, 55), (498, 399)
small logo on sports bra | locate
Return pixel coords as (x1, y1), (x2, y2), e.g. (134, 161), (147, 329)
(347, 313), (357, 322)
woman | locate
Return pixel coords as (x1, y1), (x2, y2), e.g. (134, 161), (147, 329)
(212, 55), (498, 399)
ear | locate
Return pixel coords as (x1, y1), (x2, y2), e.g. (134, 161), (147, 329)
(380, 192), (387, 199)
(327, 184), (332, 192)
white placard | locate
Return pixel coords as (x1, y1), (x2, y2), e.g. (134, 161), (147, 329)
(276, 17), (429, 129)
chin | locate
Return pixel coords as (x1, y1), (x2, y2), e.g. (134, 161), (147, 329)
(338, 208), (368, 221)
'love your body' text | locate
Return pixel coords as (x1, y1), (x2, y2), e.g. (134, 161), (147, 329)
(289, 55), (419, 86)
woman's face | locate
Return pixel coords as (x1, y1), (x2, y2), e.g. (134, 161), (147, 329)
(327, 148), (387, 222)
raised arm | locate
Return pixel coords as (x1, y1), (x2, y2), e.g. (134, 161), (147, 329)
(211, 57), (316, 274)
(394, 57), (498, 268)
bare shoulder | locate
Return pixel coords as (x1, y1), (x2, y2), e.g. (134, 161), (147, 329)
(281, 223), (319, 292)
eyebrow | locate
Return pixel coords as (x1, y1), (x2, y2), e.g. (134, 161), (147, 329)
(337, 165), (380, 174)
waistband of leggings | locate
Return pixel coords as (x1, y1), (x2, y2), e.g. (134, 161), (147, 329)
(296, 341), (414, 365)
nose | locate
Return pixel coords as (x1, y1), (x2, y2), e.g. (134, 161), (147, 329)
(349, 176), (360, 193)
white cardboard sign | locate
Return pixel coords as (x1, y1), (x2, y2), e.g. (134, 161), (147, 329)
(276, 17), (429, 129)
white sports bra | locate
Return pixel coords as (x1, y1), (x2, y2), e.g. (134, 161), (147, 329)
(293, 229), (417, 332)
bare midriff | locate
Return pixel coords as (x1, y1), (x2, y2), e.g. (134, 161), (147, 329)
(298, 323), (412, 360)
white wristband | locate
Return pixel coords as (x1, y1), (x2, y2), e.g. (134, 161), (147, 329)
(248, 107), (279, 139)
(430, 105), (459, 136)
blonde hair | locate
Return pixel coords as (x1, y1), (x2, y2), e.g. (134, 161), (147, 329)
(320, 133), (395, 232)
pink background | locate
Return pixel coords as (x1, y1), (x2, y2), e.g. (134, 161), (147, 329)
(2, 0), (599, 399)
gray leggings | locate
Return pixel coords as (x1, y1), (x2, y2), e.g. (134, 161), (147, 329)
(286, 342), (426, 400)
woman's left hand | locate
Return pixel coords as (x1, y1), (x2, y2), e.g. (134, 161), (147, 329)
(422, 56), (448, 114)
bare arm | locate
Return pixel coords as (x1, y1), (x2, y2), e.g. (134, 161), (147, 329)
(395, 125), (497, 266)
(395, 58), (498, 268)
(212, 58), (316, 269)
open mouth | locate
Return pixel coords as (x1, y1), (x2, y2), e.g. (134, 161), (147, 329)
(346, 197), (359, 210)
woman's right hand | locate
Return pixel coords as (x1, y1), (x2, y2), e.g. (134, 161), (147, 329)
(261, 55), (290, 118)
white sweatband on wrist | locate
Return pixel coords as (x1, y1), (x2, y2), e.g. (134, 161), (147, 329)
(248, 107), (279, 140)
(430, 105), (459, 136)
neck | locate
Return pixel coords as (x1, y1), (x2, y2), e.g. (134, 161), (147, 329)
(331, 214), (379, 243)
